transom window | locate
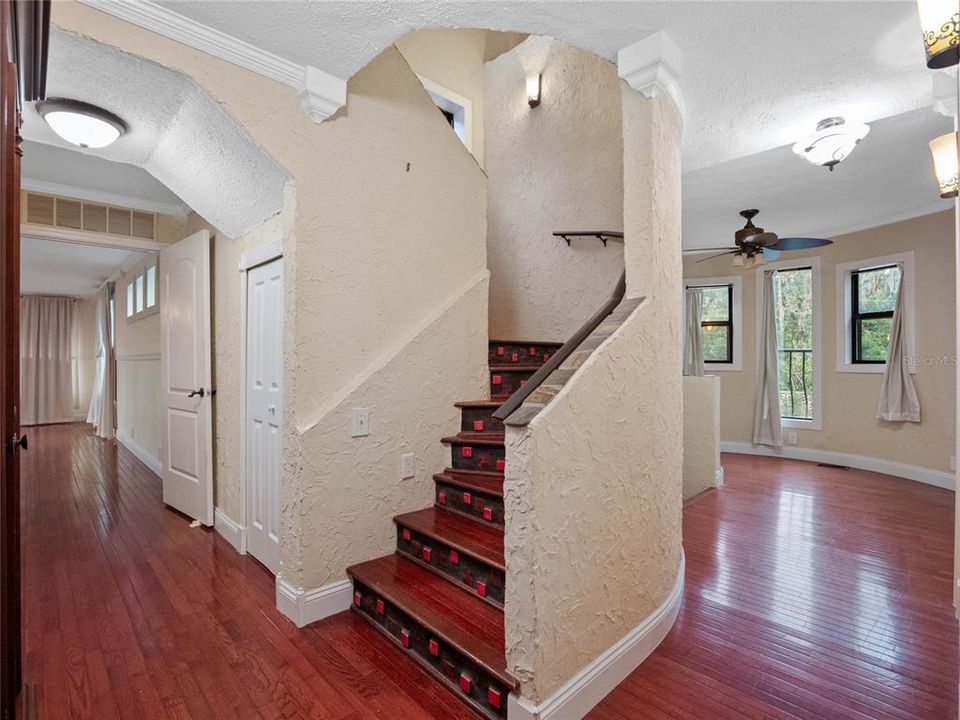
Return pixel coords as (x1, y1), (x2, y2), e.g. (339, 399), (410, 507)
(851, 265), (899, 364)
(126, 258), (159, 323)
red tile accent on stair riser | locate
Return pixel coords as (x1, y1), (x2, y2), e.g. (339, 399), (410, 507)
(497, 345), (504, 356)
(511, 353), (519, 362)
(476, 581), (487, 598)
(460, 674), (472, 694)
(450, 550), (459, 565)
(496, 459), (506, 472)
(462, 446), (473, 459)
(401, 629), (410, 648)
(376, 598), (385, 615)
(353, 591), (362, 607)
(489, 688), (502, 709)
(428, 638), (439, 657)
(437, 491), (447, 505)
(528, 347), (537, 356)
(402, 528), (411, 541)
(422, 546), (432, 563)
(491, 375), (502, 386)
(474, 420), (485, 432)
(483, 507), (493, 522)
(462, 492), (472, 505)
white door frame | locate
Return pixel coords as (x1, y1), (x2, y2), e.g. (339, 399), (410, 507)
(233, 240), (284, 556)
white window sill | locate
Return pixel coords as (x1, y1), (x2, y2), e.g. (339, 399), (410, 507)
(836, 362), (915, 375)
(703, 362), (741, 372)
(782, 417), (821, 431)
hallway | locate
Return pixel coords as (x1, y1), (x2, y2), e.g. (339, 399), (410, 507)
(21, 424), (958, 719)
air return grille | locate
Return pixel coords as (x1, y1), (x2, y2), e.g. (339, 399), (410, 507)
(23, 192), (157, 240)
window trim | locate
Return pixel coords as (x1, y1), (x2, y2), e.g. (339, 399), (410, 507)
(417, 75), (473, 153)
(835, 251), (915, 375)
(684, 274), (742, 371)
(757, 257), (822, 431)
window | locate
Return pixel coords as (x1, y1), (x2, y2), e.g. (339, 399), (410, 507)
(417, 75), (473, 154)
(836, 252), (914, 374)
(135, 273), (144, 314)
(685, 275), (742, 370)
(125, 258), (159, 323)
(126, 281), (134, 318)
(851, 265), (898, 363)
(775, 267), (814, 421)
(145, 262), (157, 310)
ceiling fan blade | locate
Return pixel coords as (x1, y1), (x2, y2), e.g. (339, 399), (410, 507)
(696, 250), (739, 263)
(742, 231), (779, 247)
(762, 248), (781, 261)
(682, 246), (738, 254)
(771, 237), (833, 251)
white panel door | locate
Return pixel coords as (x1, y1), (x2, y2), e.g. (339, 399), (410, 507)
(159, 230), (213, 526)
(245, 257), (283, 574)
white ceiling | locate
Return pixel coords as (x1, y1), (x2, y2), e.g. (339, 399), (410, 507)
(152, 1), (934, 171)
(22, 29), (288, 237)
(20, 237), (149, 297)
(22, 140), (187, 215)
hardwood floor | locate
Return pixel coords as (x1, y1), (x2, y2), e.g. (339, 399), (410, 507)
(21, 424), (958, 719)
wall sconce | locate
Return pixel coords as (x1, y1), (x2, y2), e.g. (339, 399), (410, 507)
(930, 131), (959, 198)
(526, 73), (541, 108)
(916, 0), (960, 68)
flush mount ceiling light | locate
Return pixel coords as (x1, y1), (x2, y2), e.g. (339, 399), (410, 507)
(916, 0), (959, 68)
(35, 98), (126, 149)
(792, 117), (870, 171)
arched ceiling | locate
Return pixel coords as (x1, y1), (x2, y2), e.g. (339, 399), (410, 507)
(22, 29), (288, 238)
(148, 1), (934, 172)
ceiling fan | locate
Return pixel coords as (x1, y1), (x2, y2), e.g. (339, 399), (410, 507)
(685, 209), (832, 266)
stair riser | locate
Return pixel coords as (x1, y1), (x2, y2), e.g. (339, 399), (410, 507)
(450, 442), (505, 473)
(397, 526), (505, 608)
(489, 369), (535, 398)
(351, 581), (509, 720)
(435, 480), (504, 527)
(488, 342), (557, 365)
(460, 406), (505, 435)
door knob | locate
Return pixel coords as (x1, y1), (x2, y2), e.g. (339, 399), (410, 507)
(188, 388), (205, 398)
(8, 433), (27, 452)
(268, 405), (276, 414)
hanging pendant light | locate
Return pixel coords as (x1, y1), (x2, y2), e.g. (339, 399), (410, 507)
(916, 0), (960, 69)
(929, 131), (959, 198)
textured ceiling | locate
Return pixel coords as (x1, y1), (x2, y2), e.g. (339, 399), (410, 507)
(683, 108), (954, 249)
(20, 237), (148, 297)
(22, 140), (187, 213)
(22, 29), (288, 237)
(154, 0), (932, 171)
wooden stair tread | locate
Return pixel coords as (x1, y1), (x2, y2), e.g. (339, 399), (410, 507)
(347, 554), (515, 690)
(489, 339), (562, 348)
(434, 470), (503, 497)
(441, 432), (504, 447)
(395, 508), (504, 569)
(454, 400), (503, 409)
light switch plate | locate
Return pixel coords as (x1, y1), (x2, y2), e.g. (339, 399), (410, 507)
(352, 408), (370, 437)
(400, 453), (415, 479)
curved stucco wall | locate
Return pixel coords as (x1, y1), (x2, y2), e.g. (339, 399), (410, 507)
(683, 375), (722, 500)
(485, 36), (625, 342)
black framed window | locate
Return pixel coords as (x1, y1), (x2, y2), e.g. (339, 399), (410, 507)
(774, 267), (814, 420)
(851, 265), (899, 364)
(695, 284), (733, 364)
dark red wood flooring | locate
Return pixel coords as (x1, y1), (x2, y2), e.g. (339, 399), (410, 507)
(20, 424), (958, 719)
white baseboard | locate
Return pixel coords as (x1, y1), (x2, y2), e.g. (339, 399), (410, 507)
(276, 576), (354, 628)
(116, 433), (162, 477)
(714, 465), (725, 487)
(721, 442), (954, 491)
(508, 551), (685, 720)
(214, 508), (246, 554)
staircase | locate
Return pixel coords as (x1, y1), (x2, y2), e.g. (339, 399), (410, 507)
(346, 339), (562, 719)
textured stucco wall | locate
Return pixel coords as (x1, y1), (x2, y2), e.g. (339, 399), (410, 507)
(683, 375), (722, 500)
(503, 87), (684, 704)
(683, 210), (955, 474)
(54, 4), (488, 592)
(485, 36), (624, 342)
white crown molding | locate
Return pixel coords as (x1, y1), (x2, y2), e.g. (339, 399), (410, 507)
(617, 31), (685, 120)
(721, 442), (954, 491)
(299, 65), (348, 123)
(77, 0), (347, 124)
(508, 552), (684, 720)
(276, 576), (353, 628)
(22, 176), (189, 218)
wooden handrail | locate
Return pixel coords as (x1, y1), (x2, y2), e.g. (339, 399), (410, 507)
(492, 268), (627, 422)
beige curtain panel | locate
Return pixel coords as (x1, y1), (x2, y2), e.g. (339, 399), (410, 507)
(683, 288), (705, 377)
(87, 285), (115, 439)
(20, 295), (75, 426)
(877, 266), (920, 423)
(753, 270), (782, 447)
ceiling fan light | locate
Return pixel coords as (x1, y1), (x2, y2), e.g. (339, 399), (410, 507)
(732, 254), (745, 267)
(753, 252), (767, 266)
(917, 0), (960, 69)
(929, 130), (959, 199)
(792, 117), (870, 170)
(36, 98), (126, 149)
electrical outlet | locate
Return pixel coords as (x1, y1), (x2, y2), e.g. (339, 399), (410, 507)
(785, 431), (798, 446)
(400, 453), (415, 480)
(351, 408), (370, 437)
